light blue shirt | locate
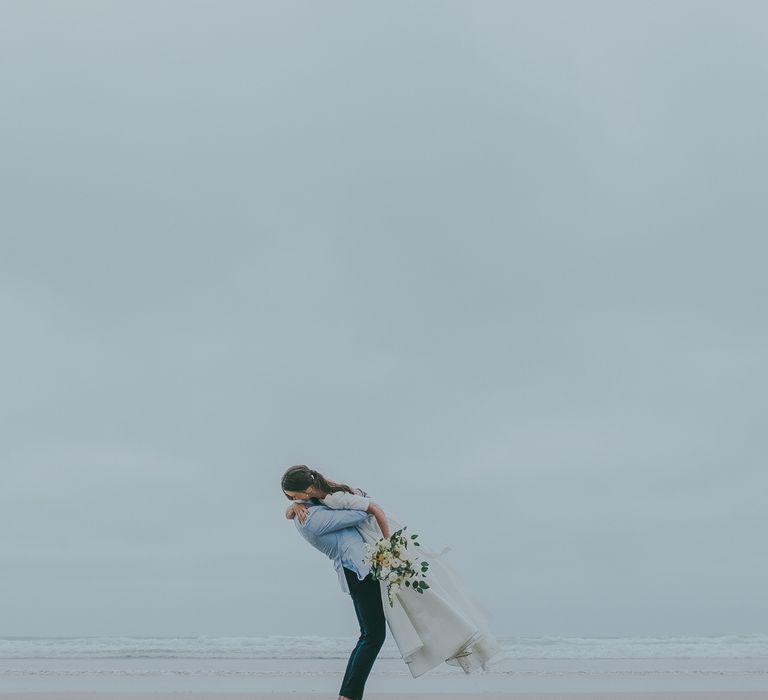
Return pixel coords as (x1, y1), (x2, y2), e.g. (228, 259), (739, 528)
(294, 496), (373, 594)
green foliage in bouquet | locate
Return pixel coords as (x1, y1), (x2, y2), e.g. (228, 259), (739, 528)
(362, 525), (430, 606)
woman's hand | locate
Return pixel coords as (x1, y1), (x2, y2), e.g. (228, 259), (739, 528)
(291, 502), (309, 524)
(368, 502), (391, 539)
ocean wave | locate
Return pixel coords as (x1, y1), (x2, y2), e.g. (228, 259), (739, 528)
(2, 634), (767, 661)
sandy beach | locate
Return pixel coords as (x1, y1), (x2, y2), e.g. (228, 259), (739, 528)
(3, 693), (768, 700)
(3, 636), (768, 698)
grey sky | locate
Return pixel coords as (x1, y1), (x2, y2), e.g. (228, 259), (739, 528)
(1, 0), (766, 638)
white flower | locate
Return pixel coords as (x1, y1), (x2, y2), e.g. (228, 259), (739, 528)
(388, 571), (398, 582)
(390, 582), (401, 596)
(391, 558), (402, 568)
(380, 567), (391, 579)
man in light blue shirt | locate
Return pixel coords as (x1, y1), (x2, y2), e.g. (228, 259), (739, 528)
(289, 496), (386, 700)
(293, 500), (373, 594)
(282, 465), (387, 700)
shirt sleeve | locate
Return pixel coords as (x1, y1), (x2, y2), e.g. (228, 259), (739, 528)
(322, 490), (372, 511)
(299, 506), (370, 536)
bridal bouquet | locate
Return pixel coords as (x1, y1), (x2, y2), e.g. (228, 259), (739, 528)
(362, 526), (430, 606)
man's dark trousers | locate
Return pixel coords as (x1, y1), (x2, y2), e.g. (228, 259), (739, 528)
(339, 566), (386, 700)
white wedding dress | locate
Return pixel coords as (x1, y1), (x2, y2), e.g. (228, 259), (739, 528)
(320, 488), (502, 678)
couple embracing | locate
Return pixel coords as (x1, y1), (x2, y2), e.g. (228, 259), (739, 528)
(281, 464), (501, 700)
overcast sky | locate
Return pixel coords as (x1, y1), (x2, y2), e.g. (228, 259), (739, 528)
(1, 0), (766, 639)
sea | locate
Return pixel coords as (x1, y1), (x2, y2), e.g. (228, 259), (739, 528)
(2, 634), (767, 694)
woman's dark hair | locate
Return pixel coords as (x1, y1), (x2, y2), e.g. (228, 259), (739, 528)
(281, 464), (355, 500)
